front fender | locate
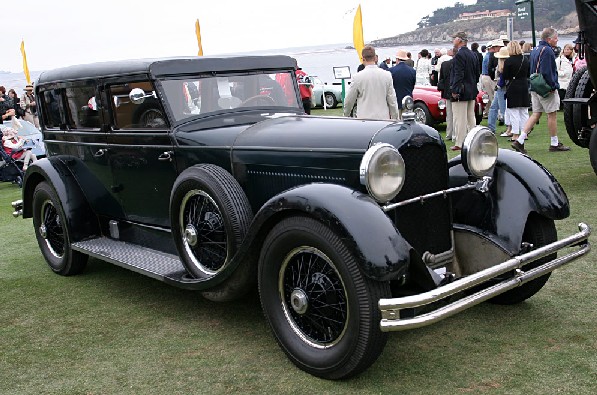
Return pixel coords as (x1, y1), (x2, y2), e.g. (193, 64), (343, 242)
(448, 149), (569, 253)
(22, 157), (100, 242)
(246, 183), (412, 282)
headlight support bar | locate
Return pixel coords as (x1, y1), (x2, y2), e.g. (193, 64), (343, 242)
(381, 177), (490, 213)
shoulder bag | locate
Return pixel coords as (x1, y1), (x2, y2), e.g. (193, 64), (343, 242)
(529, 47), (552, 98)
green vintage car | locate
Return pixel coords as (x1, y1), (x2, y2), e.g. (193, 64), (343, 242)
(12, 55), (590, 380)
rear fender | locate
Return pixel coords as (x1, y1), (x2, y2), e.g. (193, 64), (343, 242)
(448, 149), (569, 253)
(245, 183), (412, 282)
(22, 157), (101, 242)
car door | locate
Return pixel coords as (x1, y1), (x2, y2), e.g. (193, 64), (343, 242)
(105, 79), (177, 227)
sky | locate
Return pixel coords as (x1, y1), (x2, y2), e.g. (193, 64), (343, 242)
(3, 0), (477, 74)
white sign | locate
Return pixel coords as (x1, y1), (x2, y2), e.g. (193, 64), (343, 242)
(333, 66), (351, 80)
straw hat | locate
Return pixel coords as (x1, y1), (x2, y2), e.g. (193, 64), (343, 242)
(494, 47), (510, 59)
(490, 39), (505, 48)
(395, 49), (409, 61)
(24, 84), (33, 91)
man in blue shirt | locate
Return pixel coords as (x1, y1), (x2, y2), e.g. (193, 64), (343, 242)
(481, 41), (499, 119)
(512, 27), (570, 154)
(389, 49), (416, 119)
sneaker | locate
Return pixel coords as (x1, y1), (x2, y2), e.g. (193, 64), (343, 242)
(549, 143), (571, 152)
(511, 140), (527, 154)
(500, 131), (512, 137)
(450, 146), (461, 151)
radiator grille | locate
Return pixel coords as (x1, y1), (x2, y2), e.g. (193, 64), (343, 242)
(391, 144), (452, 254)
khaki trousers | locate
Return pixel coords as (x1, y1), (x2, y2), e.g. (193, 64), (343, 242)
(452, 100), (476, 147)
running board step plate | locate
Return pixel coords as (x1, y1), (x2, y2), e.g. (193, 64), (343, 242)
(72, 237), (190, 284)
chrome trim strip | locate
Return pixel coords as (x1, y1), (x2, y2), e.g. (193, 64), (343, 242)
(379, 223), (591, 331)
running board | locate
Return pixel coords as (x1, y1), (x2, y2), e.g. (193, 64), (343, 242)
(71, 237), (215, 290)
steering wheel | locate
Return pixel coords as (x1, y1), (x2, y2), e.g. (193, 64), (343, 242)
(240, 95), (276, 107)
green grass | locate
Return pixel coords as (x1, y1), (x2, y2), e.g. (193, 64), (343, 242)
(1, 110), (596, 394)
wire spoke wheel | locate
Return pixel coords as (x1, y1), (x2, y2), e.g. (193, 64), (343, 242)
(40, 199), (65, 258)
(180, 189), (228, 275)
(280, 247), (348, 347)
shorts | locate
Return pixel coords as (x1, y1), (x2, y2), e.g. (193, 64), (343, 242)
(530, 91), (560, 114)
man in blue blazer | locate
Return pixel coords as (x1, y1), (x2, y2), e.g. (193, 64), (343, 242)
(389, 49), (416, 119)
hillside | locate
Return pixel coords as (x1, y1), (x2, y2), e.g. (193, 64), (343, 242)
(371, 0), (579, 47)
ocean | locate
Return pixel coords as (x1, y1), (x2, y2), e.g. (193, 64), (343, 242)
(0, 35), (577, 91)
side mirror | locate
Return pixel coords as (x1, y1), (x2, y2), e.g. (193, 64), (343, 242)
(129, 88), (156, 105)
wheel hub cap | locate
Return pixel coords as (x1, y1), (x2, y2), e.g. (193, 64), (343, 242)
(184, 224), (198, 247)
(290, 288), (309, 315)
(39, 224), (47, 239)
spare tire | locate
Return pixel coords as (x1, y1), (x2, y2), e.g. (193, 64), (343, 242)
(564, 67), (593, 148)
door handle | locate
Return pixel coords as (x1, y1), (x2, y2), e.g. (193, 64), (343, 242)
(93, 148), (107, 158)
(158, 151), (174, 162)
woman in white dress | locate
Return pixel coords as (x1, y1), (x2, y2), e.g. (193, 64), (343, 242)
(415, 49), (432, 86)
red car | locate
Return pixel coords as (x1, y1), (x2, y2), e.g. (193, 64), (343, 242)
(412, 85), (489, 126)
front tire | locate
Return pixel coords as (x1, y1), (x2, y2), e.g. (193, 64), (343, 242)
(32, 181), (88, 275)
(413, 102), (432, 125)
(258, 216), (390, 379)
(489, 213), (556, 305)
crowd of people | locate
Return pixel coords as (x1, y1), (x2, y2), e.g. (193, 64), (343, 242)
(0, 83), (39, 169)
(342, 27), (583, 155)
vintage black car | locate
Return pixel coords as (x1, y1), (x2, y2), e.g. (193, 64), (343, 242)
(564, 0), (597, 175)
(12, 54), (590, 380)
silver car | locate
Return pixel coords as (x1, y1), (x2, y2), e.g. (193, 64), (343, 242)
(308, 76), (343, 108)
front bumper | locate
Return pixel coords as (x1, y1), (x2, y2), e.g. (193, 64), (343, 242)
(379, 223), (591, 331)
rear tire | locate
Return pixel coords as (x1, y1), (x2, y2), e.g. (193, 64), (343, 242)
(258, 216), (389, 379)
(489, 213), (556, 305)
(324, 92), (338, 108)
(32, 181), (88, 275)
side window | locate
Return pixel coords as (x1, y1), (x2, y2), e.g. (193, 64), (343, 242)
(65, 85), (101, 129)
(40, 89), (66, 129)
(109, 81), (167, 129)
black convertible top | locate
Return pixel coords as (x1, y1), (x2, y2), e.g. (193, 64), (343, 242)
(36, 55), (298, 85)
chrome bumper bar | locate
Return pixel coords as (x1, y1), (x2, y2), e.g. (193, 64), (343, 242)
(379, 223), (591, 332)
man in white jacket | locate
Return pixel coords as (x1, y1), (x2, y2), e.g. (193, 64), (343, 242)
(344, 46), (399, 120)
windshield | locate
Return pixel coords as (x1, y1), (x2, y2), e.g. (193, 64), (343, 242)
(160, 71), (301, 122)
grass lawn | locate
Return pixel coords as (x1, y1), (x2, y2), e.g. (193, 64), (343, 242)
(1, 109), (596, 394)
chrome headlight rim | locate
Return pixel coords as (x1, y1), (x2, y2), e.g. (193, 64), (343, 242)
(402, 96), (414, 111)
(462, 126), (499, 178)
(482, 93), (489, 104)
(360, 143), (405, 203)
(438, 98), (446, 110)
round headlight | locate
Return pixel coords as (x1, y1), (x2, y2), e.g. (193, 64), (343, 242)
(462, 126), (498, 178)
(402, 96), (414, 111)
(438, 98), (446, 110)
(360, 143), (405, 202)
(482, 93), (489, 104)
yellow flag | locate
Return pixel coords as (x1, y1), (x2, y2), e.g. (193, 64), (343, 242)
(20, 40), (31, 84)
(195, 19), (203, 56)
(353, 5), (364, 63)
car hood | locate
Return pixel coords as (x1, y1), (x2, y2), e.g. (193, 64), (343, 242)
(233, 115), (393, 151)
